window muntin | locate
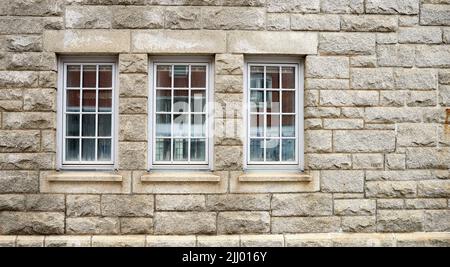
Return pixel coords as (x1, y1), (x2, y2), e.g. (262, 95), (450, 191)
(152, 63), (209, 166)
(62, 63), (115, 166)
(247, 64), (299, 165)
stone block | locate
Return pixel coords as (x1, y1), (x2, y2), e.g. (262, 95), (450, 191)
(217, 211), (270, 234)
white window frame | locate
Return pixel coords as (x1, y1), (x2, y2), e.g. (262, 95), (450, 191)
(148, 56), (214, 171)
(243, 56), (305, 171)
(57, 56), (119, 170)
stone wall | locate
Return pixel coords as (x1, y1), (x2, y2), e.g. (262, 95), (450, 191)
(0, 0), (449, 238)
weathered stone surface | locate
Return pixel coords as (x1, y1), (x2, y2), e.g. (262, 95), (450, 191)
(271, 193), (332, 216)
(341, 216), (377, 232)
(321, 0), (364, 14)
(119, 98), (147, 114)
(366, 0), (419, 15)
(66, 217), (120, 235)
(415, 45), (450, 67)
(267, 14), (290, 30)
(215, 75), (243, 93)
(119, 54), (147, 73)
(291, 14), (340, 31)
(405, 199), (447, 209)
(215, 54), (243, 75)
(16, 236), (44, 247)
(306, 79), (349, 90)
(420, 4), (450, 25)
(112, 6), (164, 29)
(377, 32), (398, 44)
(156, 195), (205, 211)
(119, 115), (147, 141)
(23, 89), (56, 111)
(44, 236), (91, 247)
(366, 170), (435, 181)
(377, 210), (423, 232)
(5, 35), (42, 52)
(0, 171), (38, 193)
(164, 7), (200, 29)
(407, 91), (437, 107)
(66, 6), (112, 29)
(267, 0), (320, 13)
(240, 235), (285, 247)
(217, 212), (270, 234)
(206, 194), (270, 211)
(366, 181), (417, 198)
(154, 212), (216, 235)
(306, 56), (349, 78)
(399, 27), (442, 44)
(334, 199), (376, 216)
(92, 236), (146, 247)
(0, 195), (25, 211)
(119, 142), (147, 169)
(394, 69), (438, 90)
(352, 154), (384, 169)
(120, 218), (153, 234)
(146, 235), (196, 247)
(25, 194), (64, 212)
(334, 130), (395, 153)
(385, 154), (406, 170)
(417, 180), (450, 198)
(202, 7), (265, 30)
(3, 112), (55, 129)
(197, 235), (240, 247)
(350, 55), (377, 67)
(215, 146), (243, 170)
(320, 90), (378, 107)
(439, 85), (450, 105)
(424, 210), (450, 232)
(364, 107), (422, 123)
(0, 130), (40, 153)
(321, 170), (365, 193)
(0, 153), (54, 170)
(119, 73), (147, 97)
(406, 147), (450, 169)
(0, 212), (64, 234)
(396, 232), (450, 247)
(377, 199), (405, 209)
(397, 124), (437, 147)
(341, 15), (398, 32)
(272, 217), (341, 234)
(377, 45), (415, 67)
(306, 154), (352, 170)
(0, 71), (38, 88)
(319, 33), (376, 55)
(101, 195), (154, 217)
(351, 68), (394, 89)
(66, 195), (101, 217)
(0, 0), (62, 16)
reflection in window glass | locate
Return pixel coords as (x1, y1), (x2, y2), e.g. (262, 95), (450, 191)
(67, 65), (81, 87)
(83, 65), (96, 88)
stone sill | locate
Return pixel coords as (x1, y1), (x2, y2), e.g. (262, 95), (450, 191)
(140, 172), (221, 183)
(46, 172), (123, 183)
(238, 172), (312, 183)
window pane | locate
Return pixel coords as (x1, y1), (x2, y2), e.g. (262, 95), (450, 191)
(282, 139), (296, 162)
(98, 139), (112, 161)
(191, 114), (206, 137)
(174, 65), (188, 88)
(157, 65), (172, 87)
(250, 66), (264, 88)
(282, 115), (295, 137)
(266, 139), (280, 161)
(173, 138), (188, 161)
(250, 114), (264, 137)
(190, 139), (206, 161)
(98, 114), (111, 137)
(173, 114), (189, 137)
(82, 90), (96, 112)
(191, 66), (206, 88)
(156, 90), (171, 112)
(98, 90), (112, 112)
(282, 91), (295, 113)
(65, 139), (79, 161)
(267, 115), (280, 137)
(191, 90), (206, 113)
(173, 90), (189, 113)
(282, 67), (295, 89)
(81, 139), (95, 161)
(98, 65), (112, 88)
(83, 65), (96, 88)
(66, 114), (80, 136)
(266, 66), (280, 89)
(266, 91), (280, 113)
(82, 114), (96, 136)
(67, 65), (81, 87)
(66, 90), (80, 112)
(250, 90), (264, 113)
(156, 114), (171, 137)
(250, 139), (264, 161)
(155, 138), (171, 161)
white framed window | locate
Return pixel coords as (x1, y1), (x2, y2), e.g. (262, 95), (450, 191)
(244, 57), (304, 171)
(148, 56), (214, 170)
(57, 56), (118, 170)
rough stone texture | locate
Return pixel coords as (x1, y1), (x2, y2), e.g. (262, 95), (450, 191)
(206, 194), (270, 211)
(120, 218), (153, 234)
(321, 170), (365, 193)
(272, 217), (341, 234)
(334, 130), (396, 153)
(271, 193), (332, 216)
(366, 0), (419, 15)
(341, 15), (398, 32)
(217, 212), (270, 234)
(377, 210), (424, 232)
(154, 212), (216, 235)
(66, 217), (120, 235)
(420, 4), (450, 26)
(319, 33), (376, 55)
(66, 195), (101, 217)
(101, 195), (154, 217)
(156, 195), (205, 211)
(0, 212), (64, 234)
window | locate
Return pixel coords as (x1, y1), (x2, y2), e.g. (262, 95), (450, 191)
(58, 57), (117, 169)
(149, 57), (213, 169)
(245, 59), (304, 170)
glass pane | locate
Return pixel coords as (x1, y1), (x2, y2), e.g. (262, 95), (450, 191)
(191, 90), (206, 113)
(282, 115), (295, 137)
(191, 114), (206, 137)
(266, 66), (280, 89)
(83, 65), (97, 88)
(98, 114), (111, 137)
(267, 115), (280, 137)
(250, 139), (264, 161)
(173, 138), (188, 161)
(174, 65), (188, 88)
(156, 90), (171, 112)
(155, 138), (171, 161)
(190, 139), (206, 161)
(266, 139), (280, 162)
(282, 91), (295, 113)
(65, 139), (79, 161)
(282, 139), (296, 162)
(250, 90), (264, 113)
(98, 90), (112, 112)
(66, 114), (80, 136)
(67, 65), (81, 87)
(81, 139), (95, 161)
(157, 65), (172, 88)
(98, 139), (112, 161)
(82, 90), (96, 112)
(173, 90), (189, 112)
(250, 66), (264, 88)
(156, 114), (171, 137)
(266, 91), (280, 113)
(173, 114), (189, 137)
(82, 114), (96, 137)
(250, 114), (264, 137)
(282, 67), (295, 89)
(98, 65), (112, 88)
(191, 65), (206, 88)
(66, 90), (80, 112)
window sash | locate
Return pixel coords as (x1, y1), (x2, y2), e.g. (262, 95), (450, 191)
(246, 63), (300, 166)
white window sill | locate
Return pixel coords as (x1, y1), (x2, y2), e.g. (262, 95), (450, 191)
(46, 172), (123, 183)
(238, 172), (312, 183)
(140, 171), (221, 183)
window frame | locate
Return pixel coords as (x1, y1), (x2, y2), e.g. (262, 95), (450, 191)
(148, 56), (214, 171)
(57, 56), (119, 170)
(243, 56), (305, 171)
